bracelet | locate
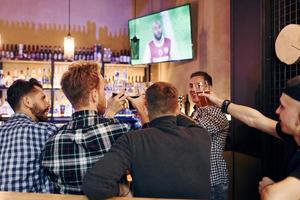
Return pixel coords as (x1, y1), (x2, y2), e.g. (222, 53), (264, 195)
(221, 100), (231, 114)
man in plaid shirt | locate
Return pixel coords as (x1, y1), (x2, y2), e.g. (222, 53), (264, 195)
(188, 71), (229, 200)
(0, 78), (57, 192)
(41, 61), (130, 194)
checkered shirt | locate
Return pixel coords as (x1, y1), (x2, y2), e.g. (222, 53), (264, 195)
(191, 106), (229, 186)
(41, 110), (131, 194)
(0, 113), (57, 192)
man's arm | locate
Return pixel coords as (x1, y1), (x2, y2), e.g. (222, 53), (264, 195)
(261, 177), (300, 200)
(203, 92), (280, 139)
(82, 135), (131, 200)
(127, 95), (149, 125)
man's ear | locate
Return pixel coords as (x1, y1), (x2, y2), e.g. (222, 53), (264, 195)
(22, 95), (33, 109)
(91, 88), (98, 103)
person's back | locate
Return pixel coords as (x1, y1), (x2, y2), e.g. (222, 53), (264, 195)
(42, 111), (130, 194)
(0, 79), (57, 192)
(124, 116), (211, 198)
(0, 114), (56, 192)
(83, 82), (211, 199)
(41, 61), (130, 194)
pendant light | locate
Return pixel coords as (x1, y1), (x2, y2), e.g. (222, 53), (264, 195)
(64, 0), (75, 60)
(130, 0), (140, 60)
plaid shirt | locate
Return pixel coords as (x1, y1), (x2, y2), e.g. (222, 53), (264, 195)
(41, 110), (130, 194)
(0, 113), (57, 192)
(191, 106), (229, 186)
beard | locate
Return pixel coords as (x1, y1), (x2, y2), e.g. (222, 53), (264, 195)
(30, 103), (49, 122)
(154, 32), (162, 41)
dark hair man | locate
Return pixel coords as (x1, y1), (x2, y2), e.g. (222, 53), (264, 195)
(203, 75), (300, 200)
(41, 61), (130, 194)
(0, 78), (57, 192)
(83, 82), (211, 199)
(188, 71), (229, 200)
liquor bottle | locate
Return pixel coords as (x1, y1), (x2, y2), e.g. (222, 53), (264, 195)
(9, 44), (15, 60)
(31, 45), (36, 60)
(127, 50), (131, 64)
(48, 46), (53, 61)
(90, 48), (94, 60)
(42, 68), (49, 88)
(18, 44), (24, 60)
(19, 70), (25, 80)
(78, 47), (82, 60)
(53, 46), (58, 61)
(0, 63), (4, 87)
(82, 47), (86, 60)
(44, 45), (48, 61)
(184, 94), (190, 116)
(27, 45), (31, 60)
(5, 71), (13, 87)
(35, 45), (40, 60)
(1, 44), (5, 59)
(73, 47), (77, 60)
(96, 45), (102, 62)
(40, 45), (44, 60)
(25, 67), (31, 81)
(58, 46), (62, 61)
(5, 44), (10, 59)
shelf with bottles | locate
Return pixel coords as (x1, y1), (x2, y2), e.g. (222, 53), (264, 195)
(0, 43), (133, 65)
(0, 60), (52, 89)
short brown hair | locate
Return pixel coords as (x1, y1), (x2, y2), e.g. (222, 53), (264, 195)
(146, 82), (178, 117)
(61, 61), (101, 108)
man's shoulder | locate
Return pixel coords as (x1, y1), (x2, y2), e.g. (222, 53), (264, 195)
(165, 37), (171, 42)
(1, 117), (57, 133)
(48, 116), (130, 139)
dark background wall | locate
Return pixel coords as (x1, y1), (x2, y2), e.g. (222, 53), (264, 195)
(230, 0), (263, 199)
(231, 0), (300, 199)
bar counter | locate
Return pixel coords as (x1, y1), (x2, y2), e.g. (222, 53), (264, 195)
(0, 191), (181, 200)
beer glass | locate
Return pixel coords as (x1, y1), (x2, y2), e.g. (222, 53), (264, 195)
(194, 81), (210, 107)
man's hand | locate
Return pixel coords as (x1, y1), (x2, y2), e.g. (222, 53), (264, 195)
(119, 184), (132, 197)
(201, 91), (224, 108)
(259, 177), (274, 194)
(127, 95), (149, 124)
(104, 93), (126, 118)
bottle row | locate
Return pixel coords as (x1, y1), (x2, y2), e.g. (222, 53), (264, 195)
(0, 43), (132, 64)
(0, 65), (147, 89)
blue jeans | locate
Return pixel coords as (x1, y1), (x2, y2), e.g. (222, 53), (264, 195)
(211, 183), (229, 200)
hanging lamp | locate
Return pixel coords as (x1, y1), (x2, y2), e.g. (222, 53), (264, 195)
(130, 0), (140, 60)
(64, 0), (75, 60)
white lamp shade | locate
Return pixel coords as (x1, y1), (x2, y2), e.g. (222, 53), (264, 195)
(64, 35), (75, 59)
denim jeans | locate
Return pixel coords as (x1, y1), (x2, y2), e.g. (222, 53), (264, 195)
(211, 183), (229, 200)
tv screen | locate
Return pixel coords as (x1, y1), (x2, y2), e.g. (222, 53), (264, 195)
(129, 4), (193, 65)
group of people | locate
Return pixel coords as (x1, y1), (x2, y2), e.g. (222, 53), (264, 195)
(0, 60), (299, 200)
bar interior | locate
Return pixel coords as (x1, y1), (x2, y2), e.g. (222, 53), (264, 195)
(0, 0), (300, 200)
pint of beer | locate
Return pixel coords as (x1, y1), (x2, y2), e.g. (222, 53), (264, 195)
(194, 81), (211, 107)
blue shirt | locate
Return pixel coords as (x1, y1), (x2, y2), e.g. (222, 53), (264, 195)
(0, 113), (57, 192)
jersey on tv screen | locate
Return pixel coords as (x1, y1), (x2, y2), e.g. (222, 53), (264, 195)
(129, 4), (193, 65)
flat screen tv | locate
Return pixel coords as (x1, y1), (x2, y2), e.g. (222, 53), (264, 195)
(128, 4), (193, 65)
